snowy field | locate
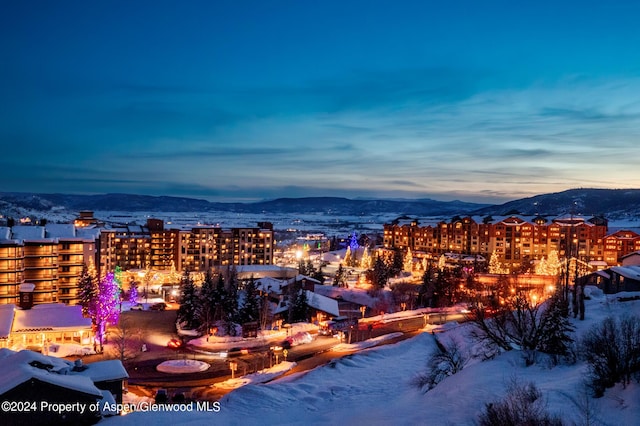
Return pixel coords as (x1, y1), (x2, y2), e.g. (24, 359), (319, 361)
(106, 287), (640, 426)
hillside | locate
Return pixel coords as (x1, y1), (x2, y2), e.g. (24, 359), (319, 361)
(0, 192), (487, 217)
(472, 188), (640, 219)
(2, 188), (640, 220)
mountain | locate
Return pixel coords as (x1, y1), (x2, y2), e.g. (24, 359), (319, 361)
(0, 192), (487, 217)
(471, 188), (640, 219)
(2, 188), (640, 220)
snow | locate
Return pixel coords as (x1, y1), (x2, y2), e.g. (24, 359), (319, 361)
(156, 360), (210, 374)
(12, 303), (92, 332)
(72, 360), (129, 382)
(105, 287), (640, 425)
(189, 322), (318, 353)
(332, 332), (403, 352)
(212, 361), (296, 390)
(0, 349), (103, 398)
(0, 304), (14, 339)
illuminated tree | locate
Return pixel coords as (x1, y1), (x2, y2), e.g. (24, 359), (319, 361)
(360, 247), (372, 269)
(488, 252), (507, 275)
(343, 246), (352, 267)
(91, 272), (121, 352)
(403, 248), (413, 273)
(128, 280), (138, 304)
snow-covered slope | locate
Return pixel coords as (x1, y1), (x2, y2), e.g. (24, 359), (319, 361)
(106, 288), (640, 425)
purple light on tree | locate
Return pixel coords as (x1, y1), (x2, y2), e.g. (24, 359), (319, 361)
(90, 271), (121, 352)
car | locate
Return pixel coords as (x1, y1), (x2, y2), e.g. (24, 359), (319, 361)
(167, 338), (184, 349)
(226, 347), (248, 357)
(149, 302), (167, 311)
(130, 303), (144, 311)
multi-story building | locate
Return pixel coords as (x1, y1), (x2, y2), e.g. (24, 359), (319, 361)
(0, 225), (98, 305)
(383, 215), (622, 271)
(99, 219), (274, 275)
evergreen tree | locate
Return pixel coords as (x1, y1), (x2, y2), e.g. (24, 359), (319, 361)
(291, 288), (309, 323)
(222, 267), (240, 335)
(403, 248), (413, 273)
(390, 248), (404, 276)
(214, 274), (227, 322)
(343, 246), (352, 267)
(333, 264), (346, 287)
(199, 269), (217, 333)
(78, 263), (97, 317)
(312, 265), (325, 284)
(177, 269), (200, 330)
(488, 251), (507, 274)
(240, 276), (260, 324)
(367, 257), (389, 288)
(360, 247), (372, 269)
(297, 258), (308, 276)
(539, 290), (575, 363)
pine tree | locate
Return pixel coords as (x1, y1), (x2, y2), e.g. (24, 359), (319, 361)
(222, 267), (240, 335)
(177, 269), (200, 330)
(312, 266), (325, 284)
(367, 257), (389, 288)
(343, 246), (352, 267)
(403, 248), (413, 273)
(360, 247), (372, 269)
(214, 274), (227, 322)
(291, 287), (309, 323)
(240, 276), (260, 324)
(333, 264), (346, 287)
(199, 269), (217, 333)
(78, 263), (97, 317)
(539, 290), (575, 362)
(488, 251), (507, 274)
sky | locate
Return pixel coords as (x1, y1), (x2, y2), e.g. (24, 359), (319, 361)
(2, 1), (640, 204)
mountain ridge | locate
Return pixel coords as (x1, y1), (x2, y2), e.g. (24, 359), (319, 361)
(1, 188), (640, 219)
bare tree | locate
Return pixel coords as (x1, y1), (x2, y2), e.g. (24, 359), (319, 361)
(109, 315), (142, 363)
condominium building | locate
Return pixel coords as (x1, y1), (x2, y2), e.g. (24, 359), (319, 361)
(99, 219), (274, 275)
(383, 215), (620, 271)
(0, 225), (98, 306)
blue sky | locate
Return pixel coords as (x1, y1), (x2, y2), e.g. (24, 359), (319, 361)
(2, 1), (640, 204)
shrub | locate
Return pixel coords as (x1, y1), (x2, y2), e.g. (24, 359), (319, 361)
(478, 380), (563, 426)
(581, 315), (640, 397)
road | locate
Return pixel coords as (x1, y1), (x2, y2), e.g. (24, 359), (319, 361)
(100, 308), (467, 402)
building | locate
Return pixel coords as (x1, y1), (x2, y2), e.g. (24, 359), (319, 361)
(579, 265), (640, 294)
(0, 225), (98, 306)
(383, 215), (619, 272)
(0, 348), (128, 424)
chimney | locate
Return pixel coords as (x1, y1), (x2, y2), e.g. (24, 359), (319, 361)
(18, 283), (36, 310)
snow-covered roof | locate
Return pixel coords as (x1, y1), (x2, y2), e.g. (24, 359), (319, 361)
(0, 349), (102, 398)
(256, 277), (288, 295)
(274, 290), (340, 317)
(77, 226), (101, 240)
(610, 266), (640, 281)
(304, 290), (340, 317)
(12, 304), (92, 333)
(71, 360), (128, 382)
(45, 223), (77, 239)
(0, 227), (10, 240)
(0, 304), (15, 339)
(10, 225), (46, 241)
